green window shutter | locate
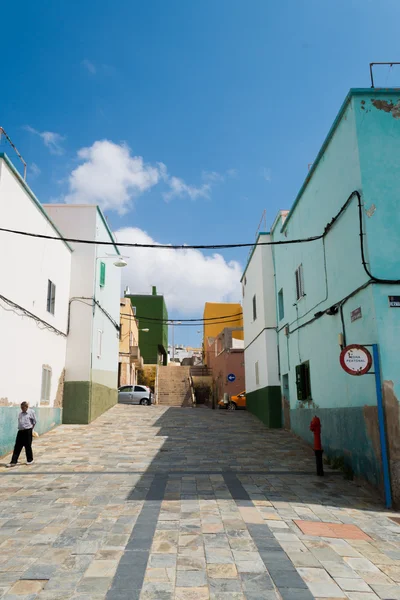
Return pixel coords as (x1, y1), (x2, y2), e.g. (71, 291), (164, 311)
(100, 262), (106, 287)
(296, 364), (304, 400)
(304, 361), (311, 399)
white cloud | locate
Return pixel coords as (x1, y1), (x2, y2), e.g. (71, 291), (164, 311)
(82, 59), (96, 74)
(63, 140), (233, 212)
(24, 125), (65, 155)
(202, 170), (225, 183)
(64, 140), (160, 214)
(116, 227), (242, 314)
(163, 176), (211, 202)
(30, 163), (41, 178)
(202, 169), (238, 183)
(81, 60), (115, 76)
(261, 167), (272, 182)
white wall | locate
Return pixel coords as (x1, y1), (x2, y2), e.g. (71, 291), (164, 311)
(242, 234), (279, 393)
(91, 209), (121, 388)
(0, 157), (71, 406)
(45, 205), (96, 382)
(45, 205), (121, 389)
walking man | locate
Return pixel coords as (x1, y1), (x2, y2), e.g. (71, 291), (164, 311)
(7, 402), (36, 467)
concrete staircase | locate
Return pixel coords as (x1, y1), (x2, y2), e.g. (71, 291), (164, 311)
(157, 366), (192, 407)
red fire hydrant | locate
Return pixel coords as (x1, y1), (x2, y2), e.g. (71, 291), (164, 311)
(310, 416), (324, 476)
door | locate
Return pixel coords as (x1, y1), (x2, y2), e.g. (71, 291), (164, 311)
(282, 374), (290, 429)
(132, 385), (148, 403)
(118, 385), (134, 404)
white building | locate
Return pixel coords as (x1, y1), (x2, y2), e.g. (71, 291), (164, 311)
(241, 231), (281, 427)
(46, 204), (123, 424)
(0, 153), (72, 454)
(167, 345), (202, 365)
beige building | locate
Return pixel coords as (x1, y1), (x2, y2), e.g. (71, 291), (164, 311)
(118, 298), (143, 386)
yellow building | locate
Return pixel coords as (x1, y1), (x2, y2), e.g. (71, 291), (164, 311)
(118, 298), (143, 386)
(203, 302), (243, 365)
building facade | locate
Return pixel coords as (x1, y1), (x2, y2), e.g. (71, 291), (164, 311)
(270, 88), (400, 501)
(207, 327), (245, 403)
(0, 153), (71, 455)
(119, 297), (143, 386)
(46, 204), (122, 424)
(126, 287), (168, 365)
(241, 233), (281, 427)
(203, 303), (243, 365)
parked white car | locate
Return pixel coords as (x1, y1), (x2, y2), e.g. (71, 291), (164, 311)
(118, 385), (152, 405)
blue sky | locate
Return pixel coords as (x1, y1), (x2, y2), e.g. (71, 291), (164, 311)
(2, 0), (400, 346)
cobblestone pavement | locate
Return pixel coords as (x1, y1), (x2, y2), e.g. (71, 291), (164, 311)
(1, 405), (400, 600)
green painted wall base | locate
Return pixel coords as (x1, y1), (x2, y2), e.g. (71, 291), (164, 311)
(247, 386), (282, 428)
(290, 407), (382, 489)
(0, 406), (62, 458)
(63, 381), (117, 424)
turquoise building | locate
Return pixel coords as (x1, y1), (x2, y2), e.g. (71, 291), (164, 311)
(271, 88), (400, 503)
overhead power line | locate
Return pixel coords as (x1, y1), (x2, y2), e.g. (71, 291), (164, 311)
(120, 315), (244, 327)
(0, 225), (322, 250)
(119, 311), (243, 323)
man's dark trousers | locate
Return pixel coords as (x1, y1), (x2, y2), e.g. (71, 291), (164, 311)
(11, 429), (33, 464)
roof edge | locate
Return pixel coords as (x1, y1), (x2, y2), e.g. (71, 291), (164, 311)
(0, 153), (72, 252)
(96, 206), (121, 255)
(240, 231), (270, 283)
(280, 87), (400, 234)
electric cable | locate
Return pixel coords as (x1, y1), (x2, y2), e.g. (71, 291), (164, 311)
(119, 311), (243, 322)
(0, 293), (66, 337)
(0, 225), (322, 249)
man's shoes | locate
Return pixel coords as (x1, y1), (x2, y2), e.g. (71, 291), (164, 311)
(26, 460), (34, 465)
(6, 463), (17, 468)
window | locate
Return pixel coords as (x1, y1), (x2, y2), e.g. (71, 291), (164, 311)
(296, 361), (312, 401)
(134, 385), (146, 392)
(100, 261), (106, 287)
(129, 332), (134, 346)
(132, 306), (137, 315)
(278, 289), (284, 321)
(295, 265), (305, 300)
(47, 280), (56, 315)
(97, 329), (103, 358)
(120, 385), (133, 392)
(255, 361), (259, 386)
(252, 294), (257, 321)
(40, 366), (52, 404)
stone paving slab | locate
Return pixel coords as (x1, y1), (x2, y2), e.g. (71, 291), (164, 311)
(0, 404), (399, 599)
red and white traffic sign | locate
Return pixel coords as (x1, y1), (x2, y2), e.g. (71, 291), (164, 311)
(339, 344), (372, 376)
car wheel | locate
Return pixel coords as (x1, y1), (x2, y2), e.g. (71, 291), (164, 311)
(227, 402), (237, 411)
(140, 399), (148, 406)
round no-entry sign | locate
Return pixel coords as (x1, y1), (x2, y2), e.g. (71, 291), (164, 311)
(339, 344), (372, 376)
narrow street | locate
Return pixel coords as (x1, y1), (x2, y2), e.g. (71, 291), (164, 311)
(0, 405), (399, 600)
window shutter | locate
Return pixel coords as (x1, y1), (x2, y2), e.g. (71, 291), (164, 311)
(296, 364), (304, 400)
(304, 361), (311, 398)
(100, 262), (106, 287)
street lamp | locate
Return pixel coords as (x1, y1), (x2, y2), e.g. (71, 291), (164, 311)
(139, 328), (149, 332)
(168, 320), (182, 361)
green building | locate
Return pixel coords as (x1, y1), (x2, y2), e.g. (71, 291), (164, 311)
(127, 287), (168, 365)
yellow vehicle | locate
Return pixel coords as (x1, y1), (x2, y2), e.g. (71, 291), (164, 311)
(218, 391), (246, 411)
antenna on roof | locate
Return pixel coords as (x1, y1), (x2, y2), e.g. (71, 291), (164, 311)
(248, 209), (266, 260)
